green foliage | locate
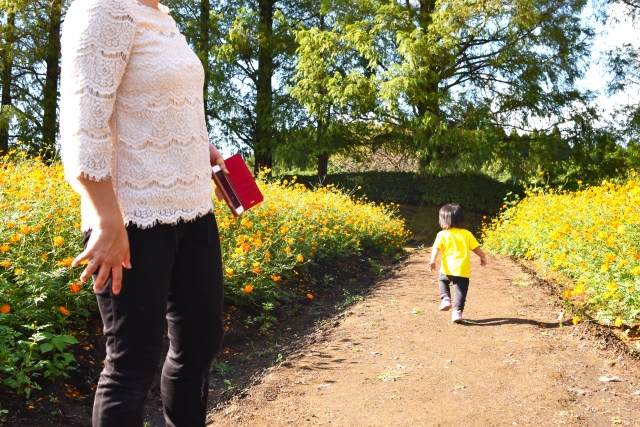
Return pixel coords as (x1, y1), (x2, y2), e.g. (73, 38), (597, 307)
(483, 177), (640, 326)
(281, 171), (523, 213)
(299, 0), (594, 175)
(0, 153), (408, 394)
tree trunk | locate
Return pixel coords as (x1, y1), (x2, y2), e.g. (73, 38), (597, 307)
(317, 152), (329, 177)
(199, 0), (211, 132)
(253, 0), (275, 174)
(315, 13), (329, 177)
(41, 0), (63, 160)
(0, 12), (16, 154)
(316, 113), (329, 176)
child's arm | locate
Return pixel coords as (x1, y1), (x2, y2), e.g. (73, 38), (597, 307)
(428, 247), (441, 272)
(472, 247), (487, 266)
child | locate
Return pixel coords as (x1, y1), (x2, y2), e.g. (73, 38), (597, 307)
(428, 204), (487, 323)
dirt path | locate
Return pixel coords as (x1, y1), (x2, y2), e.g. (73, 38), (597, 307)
(206, 250), (640, 427)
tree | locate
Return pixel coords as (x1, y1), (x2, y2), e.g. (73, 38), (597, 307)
(607, 0), (640, 140)
(0, 9), (16, 154)
(315, 0), (594, 175)
(290, 3), (378, 176)
(41, 0), (64, 159)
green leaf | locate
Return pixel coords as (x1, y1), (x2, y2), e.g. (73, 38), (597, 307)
(39, 343), (53, 353)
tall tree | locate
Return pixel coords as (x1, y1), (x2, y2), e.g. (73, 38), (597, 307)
(314, 0), (593, 175)
(41, 0), (63, 159)
(607, 0), (640, 139)
(290, 4), (378, 176)
(0, 10), (16, 154)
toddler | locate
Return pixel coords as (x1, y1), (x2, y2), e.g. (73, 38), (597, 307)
(428, 204), (487, 323)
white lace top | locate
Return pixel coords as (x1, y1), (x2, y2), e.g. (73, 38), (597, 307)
(60, 0), (214, 230)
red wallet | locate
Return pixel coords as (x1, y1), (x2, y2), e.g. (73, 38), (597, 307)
(212, 154), (264, 216)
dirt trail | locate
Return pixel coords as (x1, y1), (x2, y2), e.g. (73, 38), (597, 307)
(206, 250), (640, 427)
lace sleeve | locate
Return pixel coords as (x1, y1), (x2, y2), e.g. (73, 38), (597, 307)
(59, 0), (136, 183)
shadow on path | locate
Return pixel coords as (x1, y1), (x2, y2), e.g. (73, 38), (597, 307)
(462, 317), (574, 328)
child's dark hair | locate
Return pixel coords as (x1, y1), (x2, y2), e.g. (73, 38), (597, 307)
(439, 204), (465, 230)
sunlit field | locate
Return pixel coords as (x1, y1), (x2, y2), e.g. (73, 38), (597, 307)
(483, 175), (640, 329)
(0, 151), (408, 395)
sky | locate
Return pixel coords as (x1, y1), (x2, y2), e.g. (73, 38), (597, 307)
(580, 2), (639, 122)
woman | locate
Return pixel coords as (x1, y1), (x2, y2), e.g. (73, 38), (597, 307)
(59, 0), (226, 425)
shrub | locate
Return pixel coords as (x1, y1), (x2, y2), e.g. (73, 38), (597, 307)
(282, 172), (523, 213)
(0, 153), (408, 395)
(483, 176), (640, 327)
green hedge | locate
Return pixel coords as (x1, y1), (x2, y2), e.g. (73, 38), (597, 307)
(279, 172), (523, 213)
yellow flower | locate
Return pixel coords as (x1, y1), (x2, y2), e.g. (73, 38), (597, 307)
(572, 316), (580, 325)
(14, 268), (23, 275)
(225, 268), (234, 277)
(296, 254), (304, 262)
(631, 266), (640, 275)
(0, 261), (10, 268)
(53, 236), (64, 246)
(9, 235), (20, 243)
(614, 316), (623, 328)
(0, 245), (9, 253)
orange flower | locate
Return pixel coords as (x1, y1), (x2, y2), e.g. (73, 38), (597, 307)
(296, 254), (304, 262)
(69, 283), (82, 293)
(53, 236), (65, 246)
(252, 267), (261, 274)
(271, 275), (281, 282)
(0, 304), (10, 314)
(307, 293), (313, 300)
(9, 235), (20, 243)
(41, 253), (49, 259)
(243, 284), (253, 294)
(59, 306), (70, 316)
(57, 257), (74, 267)
(0, 245), (9, 253)
(0, 261), (10, 268)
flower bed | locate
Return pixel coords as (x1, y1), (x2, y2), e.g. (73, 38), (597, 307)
(483, 176), (640, 328)
(0, 152), (408, 396)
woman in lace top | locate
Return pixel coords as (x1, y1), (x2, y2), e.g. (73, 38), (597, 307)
(60, 0), (226, 425)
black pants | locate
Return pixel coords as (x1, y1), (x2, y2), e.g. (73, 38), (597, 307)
(438, 273), (470, 312)
(85, 213), (224, 427)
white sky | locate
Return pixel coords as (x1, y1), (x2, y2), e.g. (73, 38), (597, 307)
(580, 2), (639, 122)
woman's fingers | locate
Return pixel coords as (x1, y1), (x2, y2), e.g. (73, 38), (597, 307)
(93, 261), (111, 292)
(71, 225), (130, 293)
(110, 265), (123, 295)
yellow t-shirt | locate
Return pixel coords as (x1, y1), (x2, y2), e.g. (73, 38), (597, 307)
(433, 228), (480, 278)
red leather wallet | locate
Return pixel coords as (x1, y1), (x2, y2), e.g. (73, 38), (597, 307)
(212, 154), (264, 216)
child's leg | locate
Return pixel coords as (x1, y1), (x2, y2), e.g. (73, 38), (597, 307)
(452, 277), (470, 311)
(438, 273), (451, 299)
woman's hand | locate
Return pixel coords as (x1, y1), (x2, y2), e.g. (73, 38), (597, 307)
(70, 176), (132, 294)
(73, 218), (131, 294)
(209, 144), (228, 175)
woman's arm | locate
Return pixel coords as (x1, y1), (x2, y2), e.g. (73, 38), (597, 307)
(472, 247), (487, 266)
(71, 177), (131, 294)
(60, 2), (137, 294)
